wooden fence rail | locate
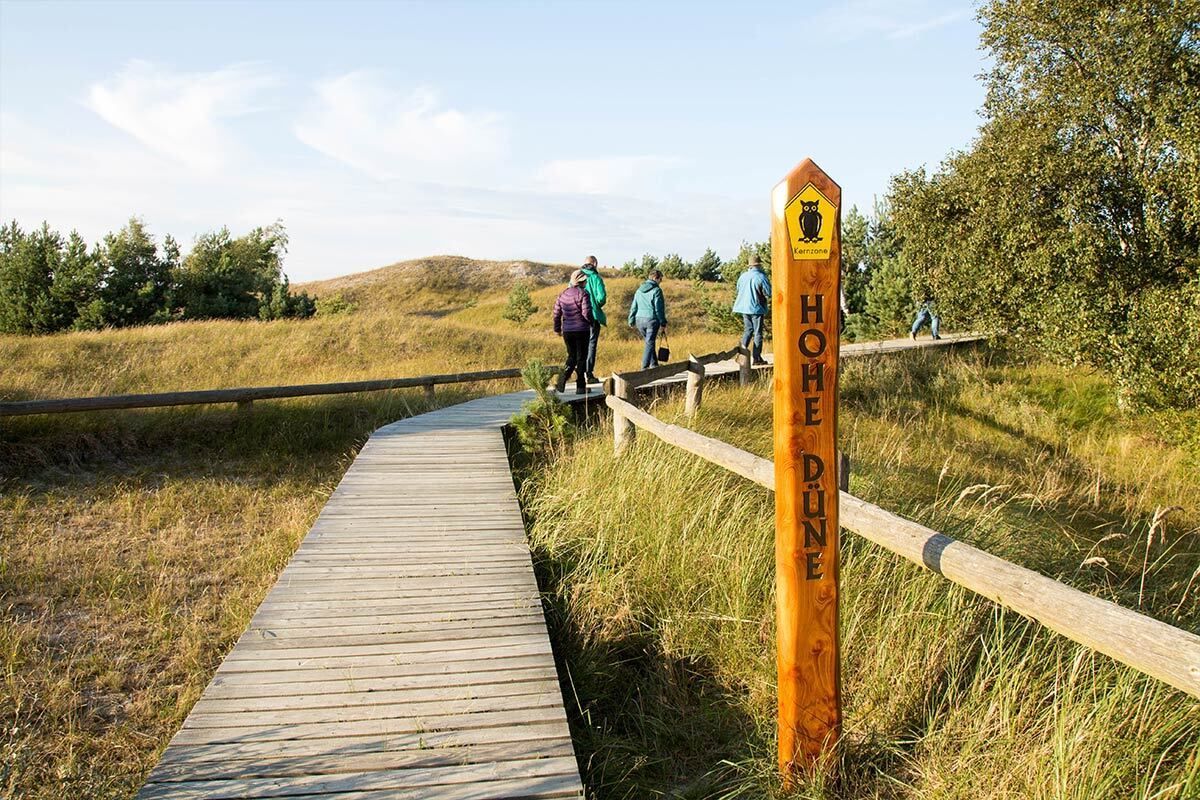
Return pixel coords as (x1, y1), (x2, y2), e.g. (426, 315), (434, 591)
(604, 392), (1200, 700)
(0, 367), (551, 417)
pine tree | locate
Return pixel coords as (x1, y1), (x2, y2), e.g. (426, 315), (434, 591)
(660, 253), (688, 279)
(692, 247), (723, 282)
(502, 281), (537, 323)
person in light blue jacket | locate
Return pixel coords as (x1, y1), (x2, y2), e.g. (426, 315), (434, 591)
(628, 269), (668, 368)
(732, 254), (772, 365)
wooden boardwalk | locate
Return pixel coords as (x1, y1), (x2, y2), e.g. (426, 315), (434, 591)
(138, 390), (598, 800)
(137, 333), (983, 798)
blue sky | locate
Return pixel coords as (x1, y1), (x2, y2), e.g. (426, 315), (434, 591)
(0, 0), (987, 280)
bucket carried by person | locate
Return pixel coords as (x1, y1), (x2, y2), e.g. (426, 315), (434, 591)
(657, 329), (670, 364)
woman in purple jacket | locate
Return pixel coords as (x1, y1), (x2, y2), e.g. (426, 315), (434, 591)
(553, 270), (594, 394)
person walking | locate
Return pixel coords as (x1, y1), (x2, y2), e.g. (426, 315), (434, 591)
(910, 295), (941, 340)
(553, 270), (594, 394)
(628, 269), (668, 369)
(732, 254), (772, 365)
(580, 255), (607, 383)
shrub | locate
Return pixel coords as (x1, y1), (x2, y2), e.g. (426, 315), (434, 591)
(315, 292), (356, 316)
(258, 278), (316, 320)
(510, 360), (574, 461)
(502, 281), (537, 324)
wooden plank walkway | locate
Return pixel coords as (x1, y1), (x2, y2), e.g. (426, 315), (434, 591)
(625, 332), (987, 390)
(138, 389), (599, 800)
(137, 333), (983, 798)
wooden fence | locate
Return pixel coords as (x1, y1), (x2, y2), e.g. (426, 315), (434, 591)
(602, 391), (1200, 700)
(2, 333), (988, 419)
(0, 367), (546, 417)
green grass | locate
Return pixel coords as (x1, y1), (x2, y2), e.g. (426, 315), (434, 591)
(519, 345), (1199, 799)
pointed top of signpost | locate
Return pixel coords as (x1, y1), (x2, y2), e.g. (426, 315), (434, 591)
(773, 158), (842, 218)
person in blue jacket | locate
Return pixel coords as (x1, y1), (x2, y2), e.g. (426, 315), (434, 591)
(628, 269), (668, 369)
(732, 254), (772, 365)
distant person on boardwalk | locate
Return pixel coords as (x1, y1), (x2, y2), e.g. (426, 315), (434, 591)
(580, 255), (607, 383)
(911, 295), (941, 340)
(732, 254), (771, 365)
(553, 270), (594, 394)
(628, 269), (668, 369)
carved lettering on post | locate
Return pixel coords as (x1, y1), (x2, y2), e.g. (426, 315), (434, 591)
(772, 159), (842, 782)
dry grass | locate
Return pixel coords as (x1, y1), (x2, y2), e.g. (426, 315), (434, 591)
(5, 258), (1194, 799)
(1, 256), (732, 401)
(519, 345), (1199, 799)
(0, 257), (745, 799)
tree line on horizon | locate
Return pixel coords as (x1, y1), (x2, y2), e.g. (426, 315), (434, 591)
(0, 217), (316, 335)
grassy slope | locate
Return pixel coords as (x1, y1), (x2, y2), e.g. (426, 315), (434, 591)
(520, 347), (1199, 799)
(0, 257), (739, 798)
(2, 256), (731, 400)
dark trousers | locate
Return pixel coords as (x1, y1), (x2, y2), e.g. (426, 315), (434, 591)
(586, 320), (601, 378)
(559, 331), (589, 392)
(740, 314), (764, 361)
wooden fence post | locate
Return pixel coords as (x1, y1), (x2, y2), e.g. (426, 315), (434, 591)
(611, 375), (634, 454)
(685, 356), (705, 418)
(772, 158), (843, 782)
(237, 400), (253, 417)
(424, 383), (436, 403)
(737, 346), (752, 386)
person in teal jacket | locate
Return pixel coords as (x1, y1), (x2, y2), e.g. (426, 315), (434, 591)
(628, 269), (668, 368)
(580, 255), (607, 383)
(732, 254), (771, 365)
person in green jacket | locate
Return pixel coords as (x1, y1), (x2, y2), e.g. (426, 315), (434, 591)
(580, 255), (607, 383)
(628, 269), (668, 368)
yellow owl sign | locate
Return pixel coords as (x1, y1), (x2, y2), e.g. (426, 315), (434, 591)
(784, 183), (837, 260)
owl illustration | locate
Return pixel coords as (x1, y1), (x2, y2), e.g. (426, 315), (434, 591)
(799, 200), (823, 243)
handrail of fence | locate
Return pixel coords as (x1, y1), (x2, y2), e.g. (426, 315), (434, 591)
(603, 391), (1200, 700)
(3, 333), (989, 418)
(614, 346), (748, 389)
(0, 366), (548, 417)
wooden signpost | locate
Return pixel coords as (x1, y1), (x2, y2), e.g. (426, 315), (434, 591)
(771, 159), (842, 781)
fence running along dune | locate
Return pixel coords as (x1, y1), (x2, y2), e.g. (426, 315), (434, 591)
(0, 367), (548, 417)
(0, 333), (988, 418)
(602, 389), (1200, 701)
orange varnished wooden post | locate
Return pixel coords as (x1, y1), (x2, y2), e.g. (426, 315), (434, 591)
(771, 159), (842, 781)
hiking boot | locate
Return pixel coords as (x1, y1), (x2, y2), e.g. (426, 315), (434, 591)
(910, 332), (917, 341)
(576, 386), (590, 395)
(752, 358), (768, 366)
(586, 373), (600, 384)
(554, 376), (567, 393)
(932, 334), (942, 340)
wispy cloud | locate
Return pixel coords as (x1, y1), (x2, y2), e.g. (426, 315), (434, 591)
(294, 72), (507, 180)
(86, 60), (278, 172)
(534, 156), (684, 195)
(820, 1), (970, 42)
